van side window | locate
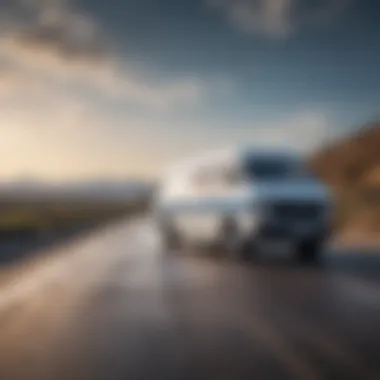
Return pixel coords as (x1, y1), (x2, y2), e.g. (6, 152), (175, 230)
(223, 165), (243, 186)
(192, 163), (242, 191)
(191, 166), (215, 189)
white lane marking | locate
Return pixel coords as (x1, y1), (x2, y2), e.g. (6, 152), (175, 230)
(289, 312), (377, 380)
(239, 314), (322, 380)
(253, 265), (379, 379)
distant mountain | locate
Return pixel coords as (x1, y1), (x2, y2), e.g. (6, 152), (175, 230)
(311, 121), (380, 237)
(0, 179), (153, 203)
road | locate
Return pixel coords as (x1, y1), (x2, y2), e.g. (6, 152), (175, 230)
(0, 217), (379, 380)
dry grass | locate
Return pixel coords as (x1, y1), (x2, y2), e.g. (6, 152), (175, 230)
(311, 121), (380, 236)
(0, 200), (146, 235)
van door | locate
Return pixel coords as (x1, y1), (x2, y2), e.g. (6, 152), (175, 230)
(176, 161), (241, 241)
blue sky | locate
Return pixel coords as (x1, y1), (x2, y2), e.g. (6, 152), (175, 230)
(0, 0), (379, 180)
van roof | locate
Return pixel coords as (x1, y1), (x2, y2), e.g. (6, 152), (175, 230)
(162, 146), (302, 180)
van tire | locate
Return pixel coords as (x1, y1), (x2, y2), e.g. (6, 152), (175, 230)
(220, 218), (246, 261)
(158, 217), (182, 252)
(296, 238), (323, 264)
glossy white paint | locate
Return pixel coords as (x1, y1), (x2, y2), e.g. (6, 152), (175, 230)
(155, 147), (333, 245)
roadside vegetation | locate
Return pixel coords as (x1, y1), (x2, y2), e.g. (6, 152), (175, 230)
(0, 198), (149, 238)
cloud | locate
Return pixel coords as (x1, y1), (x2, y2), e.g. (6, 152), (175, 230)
(0, 0), (218, 179)
(0, 0), (208, 110)
(0, 92), (152, 179)
(0, 0), (109, 63)
(209, 0), (352, 38)
(0, 79), (339, 180)
(0, 1), (342, 180)
(0, 40), (206, 109)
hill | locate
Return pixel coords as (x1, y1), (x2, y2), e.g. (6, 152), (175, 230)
(311, 121), (380, 240)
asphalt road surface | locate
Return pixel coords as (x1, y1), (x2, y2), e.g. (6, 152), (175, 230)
(0, 218), (380, 380)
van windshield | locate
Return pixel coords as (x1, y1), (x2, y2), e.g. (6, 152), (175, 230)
(243, 157), (313, 180)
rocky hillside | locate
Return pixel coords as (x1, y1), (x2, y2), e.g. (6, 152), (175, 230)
(311, 121), (380, 238)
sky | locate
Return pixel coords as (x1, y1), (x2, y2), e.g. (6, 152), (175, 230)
(0, 0), (379, 180)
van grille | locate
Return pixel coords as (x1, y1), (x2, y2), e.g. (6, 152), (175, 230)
(270, 202), (322, 220)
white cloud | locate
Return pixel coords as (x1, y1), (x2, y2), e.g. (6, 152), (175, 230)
(0, 0), (229, 179)
(0, 95), (152, 179)
(209, 0), (351, 38)
(0, 86), (340, 180)
(0, 0), (208, 110)
(0, 0), (109, 62)
(0, 1), (343, 180)
(0, 39), (206, 110)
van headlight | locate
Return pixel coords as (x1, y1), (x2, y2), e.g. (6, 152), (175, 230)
(236, 212), (254, 230)
(236, 206), (263, 233)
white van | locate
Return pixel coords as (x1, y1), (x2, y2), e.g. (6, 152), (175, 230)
(154, 147), (333, 262)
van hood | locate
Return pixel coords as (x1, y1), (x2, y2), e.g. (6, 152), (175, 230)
(250, 179), (332, 204)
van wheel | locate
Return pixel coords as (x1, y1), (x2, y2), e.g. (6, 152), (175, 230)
(296, 238), (323, 264)
(158, 218), (182, 252)
(221, 219), (245, 260)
